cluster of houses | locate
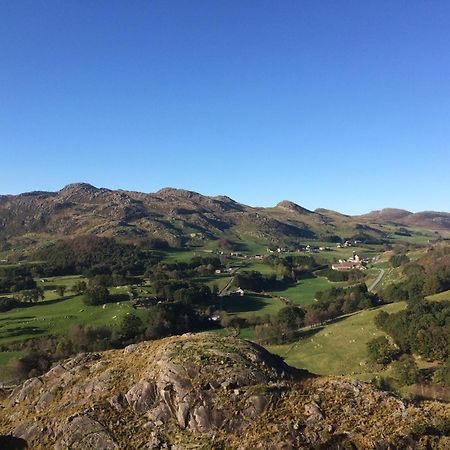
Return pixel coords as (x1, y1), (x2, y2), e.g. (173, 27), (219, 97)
(266, 245), (332, 254)
(266, 247), (288, 253)
(336, 240), (362, 248)
(218, 287), (245, 298)
(331, 251), (368, 271)
(215, 267), (234, 274)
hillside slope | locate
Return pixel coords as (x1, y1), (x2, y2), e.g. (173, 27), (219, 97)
(0, 333), (448, 449)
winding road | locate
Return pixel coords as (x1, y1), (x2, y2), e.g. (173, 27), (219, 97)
(368, 268), (385, 292)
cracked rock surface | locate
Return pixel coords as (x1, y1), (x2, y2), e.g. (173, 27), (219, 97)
(0, 333), (448, 449)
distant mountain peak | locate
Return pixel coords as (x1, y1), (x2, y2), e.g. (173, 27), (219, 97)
(57, 183), (108, 202)
(362, 208), (413, 220)
(59, 182), (100, 194)
(156, 187), (201, 198)
(315, 208), (350, 218)
(276, 200), (312, 214)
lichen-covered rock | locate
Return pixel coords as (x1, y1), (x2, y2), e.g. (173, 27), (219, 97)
(125, 380), (157, 413)
(9, 377), (43, 405)
(0, 333), (448, 449)
(54, 415), (119, 450)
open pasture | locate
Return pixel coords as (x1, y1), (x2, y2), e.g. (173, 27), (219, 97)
(267, 302), (406, 378)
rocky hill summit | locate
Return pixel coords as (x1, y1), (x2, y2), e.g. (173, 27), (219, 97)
(0, 333), (448, 449)
(275, 201), (312, 215)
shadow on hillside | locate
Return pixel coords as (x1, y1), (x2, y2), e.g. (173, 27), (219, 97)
(33, 295), (79, 307)
(270, 273), (319, 294)
(298, 272), (317, 280)
(222, 295), (268, 315)
(42, 284), (60, 290)
(0, 316), (34, 322)
(110, 293), (130, 303)
(0, 435), (28, 449)
(411, 383), (450, 402)
(3, 326), (43, 338)
(296, 327), (324, 340)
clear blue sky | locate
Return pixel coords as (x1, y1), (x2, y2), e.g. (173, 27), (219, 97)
(1, 1), (449, 214)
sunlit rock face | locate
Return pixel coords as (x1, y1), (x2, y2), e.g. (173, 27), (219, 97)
(0, 333), (449, 449)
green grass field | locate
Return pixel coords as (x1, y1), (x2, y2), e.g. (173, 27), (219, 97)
(201, 275), (233, 291)
(221, 294), (284, 318)
(0, 293), (142, 346)
(426, 289), (450, 302)
(241, 261), (276, 275)
(37, 275), (88, 300)
(267, 302), (406, 379)
(270, 275), (345, 306)
(161, 248), (211, 263)
(0, 350), (24, 367)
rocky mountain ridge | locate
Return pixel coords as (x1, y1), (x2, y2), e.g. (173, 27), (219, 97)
(0, 333), (448, 449)
(0, 183), (449, 248)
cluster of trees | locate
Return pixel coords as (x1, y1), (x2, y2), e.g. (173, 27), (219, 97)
(123, 303), (208, 342)
(151, 279), (216, 306)
(309, 284), (380, 323)
(0, 266), (36, 293)
(433, 358), (450, 386)
(141, 238), (170, 250)
(367, 336), (400, 365)
(316, 267), (365, 283)
(146, 256), (222, 281)
(13, 287), (45, 303)
(389, 254), (410, 268)
(0, 297), (21, 312)
(252, 306), (305, 344)
(375, 300), (449, 362)
(394, 227), (412, 237)
(367, 299), (450, 387)
(33, 236), (161, 277)
(382, 259), (450, 303)
(0, 287), (45, 312)
(83, 285), (111, 306)
(266, 254), (321, 282)
(220, 306), (306, 345)
(217, 238), (240, 251)
(234, 271), (277, 292)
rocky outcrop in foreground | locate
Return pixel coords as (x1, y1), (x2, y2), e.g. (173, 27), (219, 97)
(0, 333), (449, 449)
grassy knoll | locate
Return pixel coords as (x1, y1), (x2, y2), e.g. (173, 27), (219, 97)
(267, 302), (406, 379)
